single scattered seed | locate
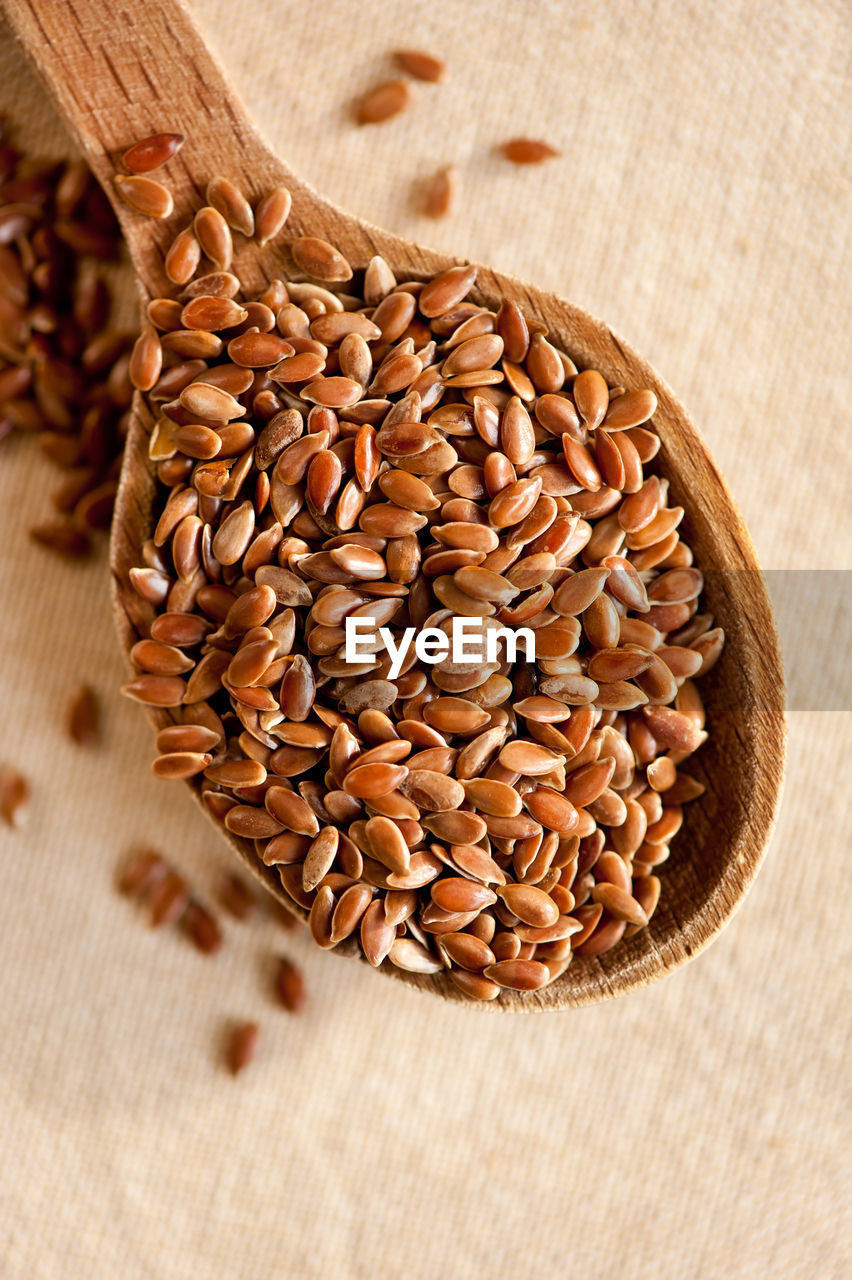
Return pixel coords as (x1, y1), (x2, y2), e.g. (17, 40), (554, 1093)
(0, 766), (30, 827)
(227, 1021), (260, 1074)
(484, 959), (550, 990)
(360, 898), (397, 966)
(291, 237), (353, 284)
(330, 882), (373, 943)
(182, 901), (223, 954)
(180, 380), (245, 420)
(181, 294), (247, 330)
(591, 882), (648, 927)
(121, 675), (186, 706)
(419, 264), (477, 317)
(463, 777), (521, 816)
(365, 815), (411, 875)
(498, 884), (560, 928)
(148, 870), (190, 926)
(357, 79), (413, 124)
(501, 138), (560, 164)
(129, 324), (163, 391)
(255, 186), (292, 246)
(303, 826), (340, 892)
(172, 424), (220, 460)
(30, 522), (91, 559)
(122, 132), (184, 174)
(220, 874), (256, 920)
(605, 388), (658, 430)
(152, 751), (212, 780)
(643, 705), (705, 753)
(206, 176), (255, 237)
(266, 783), (318, 834)
(499, 740), (559, 775)
(422, 811), (488, 845)
(67, 684), (100, 745)
(440, 932), (495, 971)
(114, 174), (174, 218)
(394, 49), (446, 81)
(194, 206), (233, 270)
(344, 762), (409, 799)
(118, 850), (167, 896)
(164, 227), (202, 285)
(156, 723), (219, 754)
(275, 956), (306, 1012)
(388, 937), (443, 973)
(573, 369), (609, 430)
(450, 969), (500, 1000)
(423, 166), (459, 218)
(400, 770), (465, 811)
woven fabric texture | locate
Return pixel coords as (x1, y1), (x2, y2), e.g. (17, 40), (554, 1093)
(0, 2), (849, 1277)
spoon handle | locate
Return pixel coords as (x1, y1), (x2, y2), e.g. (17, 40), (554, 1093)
(0, 0), (288, 289)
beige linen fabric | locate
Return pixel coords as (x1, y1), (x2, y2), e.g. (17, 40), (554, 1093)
(0, 2), (849, 1277)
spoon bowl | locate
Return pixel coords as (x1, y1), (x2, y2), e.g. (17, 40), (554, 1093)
(3, 0), (786, 1007)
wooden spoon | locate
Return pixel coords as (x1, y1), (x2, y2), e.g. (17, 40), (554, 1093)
(3, 0), (786, 1009)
